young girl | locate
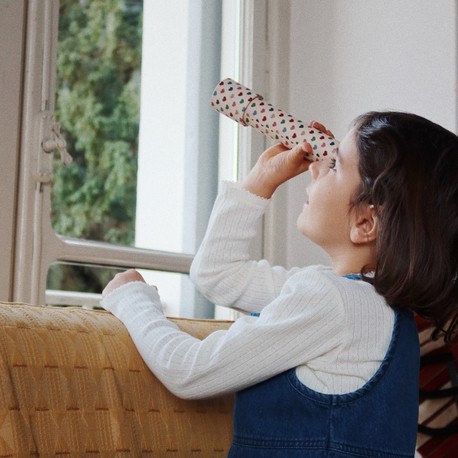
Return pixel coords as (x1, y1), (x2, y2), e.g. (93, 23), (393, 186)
(101, 111), (458, 457)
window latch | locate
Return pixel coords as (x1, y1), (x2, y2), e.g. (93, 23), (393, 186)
(41, 119), (72, 165)
(37, 111), (72, 184)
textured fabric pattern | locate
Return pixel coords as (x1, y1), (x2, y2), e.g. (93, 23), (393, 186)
(0, 302), (233, 457)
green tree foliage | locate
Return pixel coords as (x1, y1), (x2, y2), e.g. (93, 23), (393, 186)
(48, 0), (142, 292)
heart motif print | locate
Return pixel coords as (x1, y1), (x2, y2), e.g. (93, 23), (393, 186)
(210, 78), (338, 161)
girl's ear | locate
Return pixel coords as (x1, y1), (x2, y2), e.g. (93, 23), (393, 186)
(350, 205), (378, 245)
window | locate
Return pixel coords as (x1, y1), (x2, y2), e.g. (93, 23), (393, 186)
(11, 0), (268, 319)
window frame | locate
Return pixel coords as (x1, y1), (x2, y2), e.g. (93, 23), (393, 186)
(0, 0), (26, 302)
(8, 0), (270, 307)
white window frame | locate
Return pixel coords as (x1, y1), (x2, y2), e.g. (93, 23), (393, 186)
(7, 0), (273, 307)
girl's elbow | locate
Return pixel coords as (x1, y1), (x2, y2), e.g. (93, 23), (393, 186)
(190, 266), (223, 302)
(189, 258), (210, 289)
(165, 381), (214, 401)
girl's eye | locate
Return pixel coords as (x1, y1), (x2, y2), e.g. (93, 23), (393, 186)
(329, 158), (337, 171)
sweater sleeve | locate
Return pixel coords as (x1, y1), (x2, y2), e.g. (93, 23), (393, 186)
(100, 268), (345, 400)
(190, 181), (302, 313)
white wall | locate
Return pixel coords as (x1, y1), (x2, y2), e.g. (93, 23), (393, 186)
(268, 0), (457, 268)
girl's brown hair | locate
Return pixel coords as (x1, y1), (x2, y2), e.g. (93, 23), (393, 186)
(352, 111), (458, 342)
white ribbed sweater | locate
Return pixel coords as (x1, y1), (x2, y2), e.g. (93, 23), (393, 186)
(101, 181), (394, 400)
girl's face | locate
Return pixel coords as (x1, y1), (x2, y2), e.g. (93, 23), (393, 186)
(297, 128), (363, 256)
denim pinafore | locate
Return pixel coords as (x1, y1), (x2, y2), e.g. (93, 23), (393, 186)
(229, 308), (420, 457)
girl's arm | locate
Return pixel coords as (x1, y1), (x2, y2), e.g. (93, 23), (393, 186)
(190, 142), (313, 313)
(190, 181), (299, 312)
(101, 268), (345, 400)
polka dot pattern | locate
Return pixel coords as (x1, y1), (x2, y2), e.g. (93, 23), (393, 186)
(211, 78), (338, 161)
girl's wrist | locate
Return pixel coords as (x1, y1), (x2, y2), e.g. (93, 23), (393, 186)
(241, 175), (276, 199)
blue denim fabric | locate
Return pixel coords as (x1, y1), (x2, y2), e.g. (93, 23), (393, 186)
(229, 309), (420, 457)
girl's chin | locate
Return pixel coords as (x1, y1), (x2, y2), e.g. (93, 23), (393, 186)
(296, 213), (308, 234)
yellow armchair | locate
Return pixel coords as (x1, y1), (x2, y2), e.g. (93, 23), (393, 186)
(0, 302), (233, 457)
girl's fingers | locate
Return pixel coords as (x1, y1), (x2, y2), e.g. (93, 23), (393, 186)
(302, 140), (313, 156)
(262, 143), (289, 159)
(290, 141), (312, 161)
(288, 142), (313, 172)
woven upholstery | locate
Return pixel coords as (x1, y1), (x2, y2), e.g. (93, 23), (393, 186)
(0, 301), (233, 457)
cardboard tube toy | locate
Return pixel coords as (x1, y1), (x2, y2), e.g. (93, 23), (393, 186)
(211, 78), (338, 161)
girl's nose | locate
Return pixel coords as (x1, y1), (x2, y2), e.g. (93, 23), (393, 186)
(309, 161), (318, 180)
(310, 156), (333, 180)
(309, 160), (323, 180)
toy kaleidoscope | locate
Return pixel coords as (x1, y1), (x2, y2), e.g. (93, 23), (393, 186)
(211, 78), (338, 161)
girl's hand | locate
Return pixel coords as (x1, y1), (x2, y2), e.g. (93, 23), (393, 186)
(102, 269), (147, 298)
(242, 141), (313, 199)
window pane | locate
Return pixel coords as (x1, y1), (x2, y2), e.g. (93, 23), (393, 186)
(51, 0), (222, 306)
(52, 0), (142, 246)
(47, 262), (120, 298)
(46, 263), (212, 318)
(134, 2), (221, 255)
(52, 0), (221, 253)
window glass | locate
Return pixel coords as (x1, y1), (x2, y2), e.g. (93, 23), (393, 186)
(52, 0), (221, 250)
(50, 0), (222, 303)
(53, 0), (142, 246)
(46, 263), (203, 318)
(47, 262), (120, 298)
